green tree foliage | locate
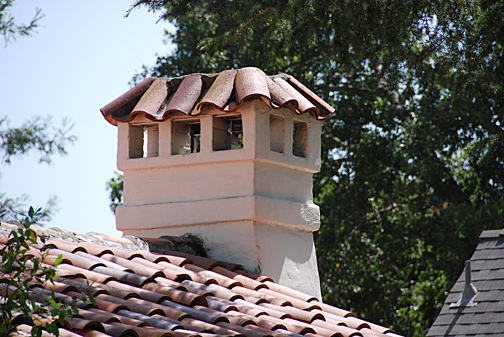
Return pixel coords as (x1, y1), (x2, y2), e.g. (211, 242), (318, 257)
(0, 207), (88, 337)
(0, 117), (75, 223)
(0, 0), (43, 45)
(124, 1), (504, 335)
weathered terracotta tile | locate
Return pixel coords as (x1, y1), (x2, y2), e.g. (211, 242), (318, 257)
(183, 264), (240, 288)
(272, 77), (317, 115)
(162, 250), (222, 270)
(259, 303), (324, 323)
(181, 317), (238, 335)
(195, 69), (237, 114)
(109, 322), (175, 337)
(95, 294), (164, 316)
(216, 322), (266, 337)
(67, 318), (104, 333)
(132, 78), (169, 118)
(101, 254), (165, 278)
(100, 322), (140, 337)
(143, 282), (207, 307)
(92, 266), (151, 286)
(74, 241), (114, 257)
(257, 288), (320, 311)
(211, 266), (265, 290)
(235, 67), (271, 104)
(165, 74), (203, 115)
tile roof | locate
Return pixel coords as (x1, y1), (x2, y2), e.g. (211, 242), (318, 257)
(0, 221), (402, 337)
(100, 67), (335, 126)
(427, 228), (504, 337)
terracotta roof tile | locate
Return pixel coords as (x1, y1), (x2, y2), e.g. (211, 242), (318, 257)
(100, 67), (334, 126)
(0, 222), (400, 337)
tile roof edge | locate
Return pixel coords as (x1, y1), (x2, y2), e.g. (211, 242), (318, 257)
(479, 228), (504, 239)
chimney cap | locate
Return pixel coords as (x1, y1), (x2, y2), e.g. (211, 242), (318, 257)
(100, 67), (335, 126)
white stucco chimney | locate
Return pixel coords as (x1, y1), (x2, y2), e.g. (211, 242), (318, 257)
(101, 68), (334, 299)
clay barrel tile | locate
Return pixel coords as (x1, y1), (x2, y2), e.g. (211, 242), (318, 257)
(88, 308), (150, 327)
(235, 299), (291, 320)
(205, 296), (239, 312)
(286, 76), (335, 118)
(101, 254), (165, 278)
(311, 319), (349, 334)
(216, 322), (266, 337)
(81, 331), (112, 337)
(74, 251), (132, 272)
(235, 67), (271, 104)
(159, 261), (214, 284)
(115, 310), (183, 330)
(257, 288), (320, 311)
(270, 317), (315, 335)
(233, 299), (274, 318)
(206, 284), (243, 301)
(132, 78), (169, 118)
(47, 249), (105, 270)
(109, 322), (175, 337)
(229, 286), (279, 305)
(341, 317), (372, 331)
(75, 241), (114, 257)
(297, 319), (350, 337)
(96, 294), (165, 316)
(242, 324), (280, 337)
(77, 308), (120, 324)
(100, 77), (154, 119)
(101, 245), (143, 260)
(260, 303), (324, 323)
(263, 281), (318, 303)
(190, 305), (231, 324)
(55, 264), (113, 283)
(223, 312), (257, 327)
(104, 281), (170, 303)
(162, 250), (218, 269)
(159, 301), (219, 323)
(165, 74), (204, 115)
(141, 259), (191, 282)
(183, 264), (241, 288)
(234, 270), (274, 283)
(248, 315), (289, 332)
(100, 323), (139, 337)
(196, 69), (237, 114)
(179, 279), (214, 296)
(58, 328), (85, 337)
(316, 302), (356, 318)
(67, 318), (105, 333)
(96, 282), (140, 301)
(181, 317), (238, 335)
(272, 77), (317, 115)
(57, 277), (108, 297)
(142, 282), (207, 307)
(266, 76), (299, 110)
(43, 238), (86, 253)
(137, 251), (171, 264)
(92, 266), (152, 287)
(211, 266), (265, 290)
(153, 276), (188, 290)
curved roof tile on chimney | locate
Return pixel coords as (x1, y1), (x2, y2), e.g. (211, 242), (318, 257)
(100, 67), (335, 126)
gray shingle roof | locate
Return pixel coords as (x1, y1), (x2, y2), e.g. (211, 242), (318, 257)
(427, 228), (504, 337)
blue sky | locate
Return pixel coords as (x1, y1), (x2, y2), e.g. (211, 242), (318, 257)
(0, 1), (173, 235)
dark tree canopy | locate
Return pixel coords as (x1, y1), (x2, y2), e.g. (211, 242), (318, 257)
(122, 1), (504, 335)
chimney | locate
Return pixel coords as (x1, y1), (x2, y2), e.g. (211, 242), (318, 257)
(101, 68), (334, 299)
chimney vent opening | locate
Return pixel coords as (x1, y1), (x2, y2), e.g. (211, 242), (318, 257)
(293, 121), (308, 158)
(213, 116), (244, 151)
(172, 120), (201, 155)
(270, 114), (285, 153)
(129, 124), (159, 158)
